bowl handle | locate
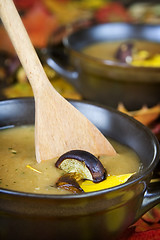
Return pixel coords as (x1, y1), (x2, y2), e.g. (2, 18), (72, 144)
(40, 47), (79, 85)
(135, 182), (160, 222)
(46, 56), (79, 81)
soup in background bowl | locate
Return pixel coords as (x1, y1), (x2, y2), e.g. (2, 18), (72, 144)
(0, 97), (159, 240)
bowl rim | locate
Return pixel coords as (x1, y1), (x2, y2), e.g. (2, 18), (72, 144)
(63, 22), (160, 73)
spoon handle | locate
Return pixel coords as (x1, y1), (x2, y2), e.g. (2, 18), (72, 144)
(0, 0), (52, 95)
(0, 0), (116, 162)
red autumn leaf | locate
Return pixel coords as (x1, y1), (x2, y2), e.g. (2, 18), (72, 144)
(120, 205), (160, 239)
(142, 206), (160, 224)
(95, 2), (132, 23)
(133, 218), (160, 233)
(151, 122), (160, 139)
(121, 227), (160, 240)
(13, 0), (38, 11)
(22, 3), (59, 47)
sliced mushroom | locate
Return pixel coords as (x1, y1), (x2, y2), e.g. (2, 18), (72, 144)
(115, 41), (134, 64)
(55, 150), (106, 183)
(56, 173), (84, 194)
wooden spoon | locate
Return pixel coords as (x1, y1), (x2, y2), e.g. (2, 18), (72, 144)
(0, 0), (116, 162)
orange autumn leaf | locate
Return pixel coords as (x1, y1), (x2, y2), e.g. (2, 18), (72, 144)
(22, 3), (59, 47)
(133, 105), (160, 126)
(118, 103), (160, 126)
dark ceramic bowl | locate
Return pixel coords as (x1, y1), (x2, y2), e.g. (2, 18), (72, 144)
(45, 22), (160, 110)
(0, 97), (160, 240)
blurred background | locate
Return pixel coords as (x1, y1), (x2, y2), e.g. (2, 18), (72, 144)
(1, 0), (160, 100)
(0, 0), (159, 137)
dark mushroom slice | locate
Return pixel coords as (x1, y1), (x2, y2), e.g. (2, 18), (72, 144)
(55, 150), (107, 183)
(56, 173), (84, 194)
(115, 41), (135, 64)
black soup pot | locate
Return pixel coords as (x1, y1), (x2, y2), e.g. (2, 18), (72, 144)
(46, 23), (160, 109)
(0, 97), (160, 240)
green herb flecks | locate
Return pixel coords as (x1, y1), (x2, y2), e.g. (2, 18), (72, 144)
(8, 147), (17, 154)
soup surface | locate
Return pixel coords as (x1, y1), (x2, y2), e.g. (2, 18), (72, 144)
(0, 126), (140, 194)
(82, 40), (160, 63)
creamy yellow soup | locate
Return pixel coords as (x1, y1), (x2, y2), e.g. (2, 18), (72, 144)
(0, 126), (140, 194)
(82, 40), (160, 63)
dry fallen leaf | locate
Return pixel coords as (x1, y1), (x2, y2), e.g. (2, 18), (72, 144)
(117, 103), (160, 126)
